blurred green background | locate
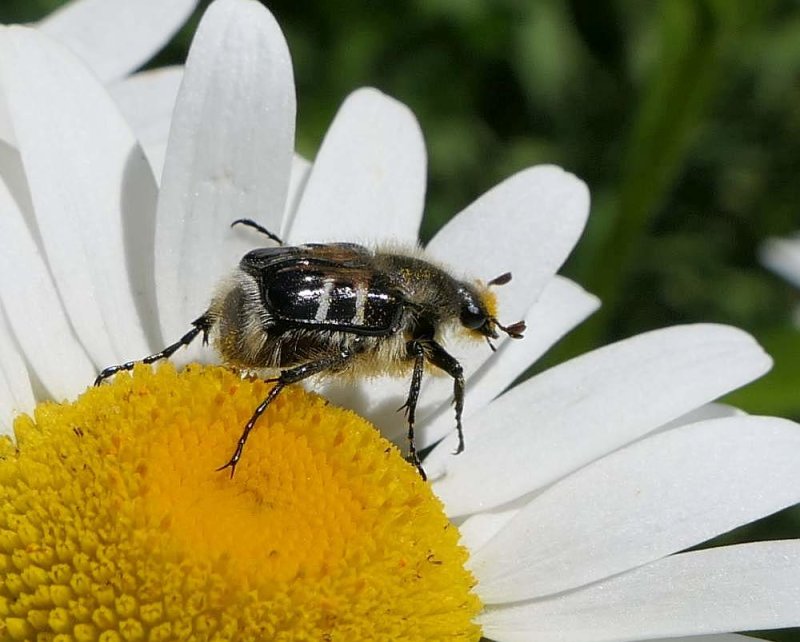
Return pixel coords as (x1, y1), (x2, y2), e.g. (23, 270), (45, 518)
(2, 0), (799, 639)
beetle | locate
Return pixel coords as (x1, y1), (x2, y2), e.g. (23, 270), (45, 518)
(95, 219), (525, 479)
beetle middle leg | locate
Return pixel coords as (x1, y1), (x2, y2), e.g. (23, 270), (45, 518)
(400, 340), (428, 480)
(217, 346), (356, 478)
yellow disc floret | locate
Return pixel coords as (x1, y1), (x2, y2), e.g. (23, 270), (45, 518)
(0, 364), (481, 641)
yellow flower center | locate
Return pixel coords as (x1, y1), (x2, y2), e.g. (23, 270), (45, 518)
(0, 365), (481, 641)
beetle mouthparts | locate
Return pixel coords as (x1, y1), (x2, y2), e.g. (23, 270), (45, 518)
(496, 319), (526, 339)
(488, 272), (513, 287)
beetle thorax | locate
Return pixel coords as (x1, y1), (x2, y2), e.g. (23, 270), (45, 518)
(376, 254), (465, 322)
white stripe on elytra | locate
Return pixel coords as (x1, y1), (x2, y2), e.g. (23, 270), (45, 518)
(354, 283), (367, 325)
(315, 279), (334, 322)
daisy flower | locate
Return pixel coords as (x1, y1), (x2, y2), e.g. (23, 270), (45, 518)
(761, 233), (800, 327)
(760, 234), (800, 326)
(761, 234), (800, 291)
(0, 1), (799, 641)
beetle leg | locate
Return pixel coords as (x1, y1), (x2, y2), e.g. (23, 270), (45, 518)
(230, 218), (284, 245)
(94, 314), (212, 386)
(217, 346), (356, 478)
(424, 341), (466, 456)
(401, 340), (427, 480)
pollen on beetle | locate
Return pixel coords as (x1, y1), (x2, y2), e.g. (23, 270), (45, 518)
(0, 364), (482, 641)
(479, 288), (499, 325)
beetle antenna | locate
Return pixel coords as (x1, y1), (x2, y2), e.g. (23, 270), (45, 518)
(231, 218), (284, 245)
(494, 318), (526, 339)
(488, 272), (512, 287)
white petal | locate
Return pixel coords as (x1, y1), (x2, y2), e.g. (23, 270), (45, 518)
(108, 66), (183, 182)
(109, 66), (183, 147)
(0, 100), (11, 146)
(288, 87), (426, 245)
(458, 507), (520, 554)
(37, 0), (197, 83)
(760, 235), (800, 288)
(155, 0), (295, 342)
(1, 27), (157, 365)
(141, 142), (168, 186)
(654, 402), (744, 434)
(425, 165), (589, 322)
(479, 540), (800, 642)
(0, 157), (96, 399)
(416, 276), (599, 449)
(280, 153), (312, 235)
(0, 305), (34, 435)
(430, 324), (771, 517)
(646, 637), (765, 642)
(472, 416), (800, 603)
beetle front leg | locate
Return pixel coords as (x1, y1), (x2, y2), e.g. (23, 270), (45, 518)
(424, 341), (466, 455)
(94, 313), (212, 386)
(217, 346), (356, 478)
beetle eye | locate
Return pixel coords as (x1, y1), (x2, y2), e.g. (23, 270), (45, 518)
(460, 303), (485, 330)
